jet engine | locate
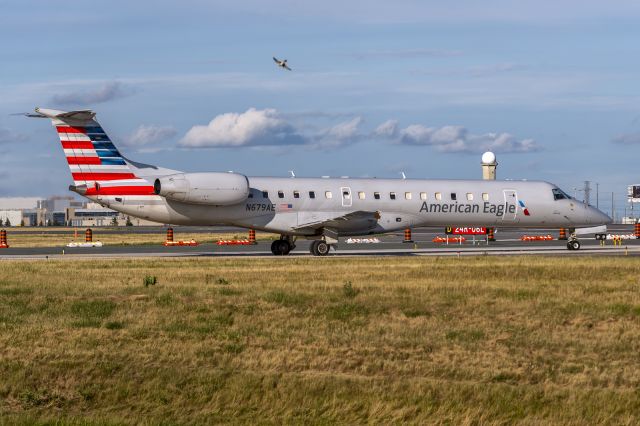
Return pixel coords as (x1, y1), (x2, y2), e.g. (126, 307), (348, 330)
(154, 172), (250, 206)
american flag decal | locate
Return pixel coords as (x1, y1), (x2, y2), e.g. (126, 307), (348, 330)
(279, 203), (293, 210)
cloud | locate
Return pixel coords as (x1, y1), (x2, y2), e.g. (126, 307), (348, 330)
(347, 48), (462, 60)
(377, 122), (539, 153)
(314, 117), (364, 148)
(468, 62), (521, 77)
(51, 81), (134, 106)
(373, 120), (399, 138)
(179, 108), (538, 154)
(180, 108), (305, 147)
(0, 128), (28, 144)
(180, 108), (367, 149)
(611, 133), (640, 145)
(123, 125), (177, 147)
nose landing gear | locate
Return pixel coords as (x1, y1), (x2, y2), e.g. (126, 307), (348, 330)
(567, 240), (581, 250)
(566, 229), (581, 250)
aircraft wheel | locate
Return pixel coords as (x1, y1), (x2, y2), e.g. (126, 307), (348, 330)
(309, 240), (319, 254)
(566, 242), (573, 250)
(271, 240), (291, 255)
(313, 241), (331, 256)
(277, 240), (292, 255)
(570, 240), (581, 251)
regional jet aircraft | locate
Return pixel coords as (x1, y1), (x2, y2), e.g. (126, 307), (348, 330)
(31, 108), (611, 255)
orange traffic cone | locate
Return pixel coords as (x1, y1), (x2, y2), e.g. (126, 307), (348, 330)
(559, 228), (567, 240)
(0, 229), (8, 248)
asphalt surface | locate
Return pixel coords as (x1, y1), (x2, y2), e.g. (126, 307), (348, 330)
(1, 225), (638, 259)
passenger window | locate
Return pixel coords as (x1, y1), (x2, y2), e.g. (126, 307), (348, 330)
(293, 191), (300, 199)
(390, 192), (396, 200)
(374, 192), (380, 200)
(420, 192), (427, 200)
(482, 193), (489, 201)
(405, 192), (412, 200)
(466, 193), (473, 201)
(343, 190), (350, 199)
(248, 192), (254, 198)
(450, 193), (457, 201)
(262, 191), (269, 198)
(358, 191), (365, 200)
(435, 192), (442, 201)
(325, 191), (332, 199)
(278, 191), (284, 199)
(309, 191), (315, 199)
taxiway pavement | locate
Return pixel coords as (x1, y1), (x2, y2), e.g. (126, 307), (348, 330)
(1, 225), (637, 259)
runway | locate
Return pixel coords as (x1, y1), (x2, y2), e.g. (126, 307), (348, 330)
(1, 225), (638, 259)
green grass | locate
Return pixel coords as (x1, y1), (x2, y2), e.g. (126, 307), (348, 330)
(0, 256), (640, 424)
(70, 300), (116, 328)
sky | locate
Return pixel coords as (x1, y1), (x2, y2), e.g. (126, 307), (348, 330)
(1, 0), (640, 218)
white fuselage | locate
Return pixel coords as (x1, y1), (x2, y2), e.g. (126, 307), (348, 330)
(90, 177), (610, 237)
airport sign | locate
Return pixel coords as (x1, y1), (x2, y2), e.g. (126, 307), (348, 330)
(445, 227), (488, 235)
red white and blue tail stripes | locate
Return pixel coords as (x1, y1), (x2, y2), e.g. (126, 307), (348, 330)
(56, 124), (155, 196)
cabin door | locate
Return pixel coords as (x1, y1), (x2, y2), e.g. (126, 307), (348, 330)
(341, 187), (352, 208)
(502, 190), (518, 221)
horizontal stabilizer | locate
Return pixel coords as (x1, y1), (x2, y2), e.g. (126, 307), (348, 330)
(35, 108), (96, 123)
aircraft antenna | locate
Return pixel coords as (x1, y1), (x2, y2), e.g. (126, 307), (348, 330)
(400, 172), (406, 179)
(289, 170), (296, 178)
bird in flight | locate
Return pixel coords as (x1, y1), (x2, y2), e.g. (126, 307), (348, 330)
(273, 57), (292, 71)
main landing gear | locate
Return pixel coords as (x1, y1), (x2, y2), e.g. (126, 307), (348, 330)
(270, 236), (296, 255)
(566, 229), (581, 250)
(269, 235), (334, 256)
(309, 240), (331, 256)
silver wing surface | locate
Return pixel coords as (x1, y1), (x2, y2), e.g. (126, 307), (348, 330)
(294, 210), (380, 234)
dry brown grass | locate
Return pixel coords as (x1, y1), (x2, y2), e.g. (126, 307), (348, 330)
(2, 228), (276, 247)
(1, 256), (639, 424)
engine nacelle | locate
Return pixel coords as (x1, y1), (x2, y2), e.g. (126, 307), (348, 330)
(154, 172), (250, 206)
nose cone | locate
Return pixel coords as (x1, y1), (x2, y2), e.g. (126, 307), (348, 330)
(588, 206), (612, 225)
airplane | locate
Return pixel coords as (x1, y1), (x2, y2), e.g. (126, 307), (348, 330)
(29, 108), (611, 256)
(273, 57), (292, 71)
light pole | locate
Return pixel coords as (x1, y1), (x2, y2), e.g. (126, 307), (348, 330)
(596, 183), (599, 209)
(611, 192), (615, 224)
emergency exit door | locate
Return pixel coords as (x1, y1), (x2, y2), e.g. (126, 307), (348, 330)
(502, 189), (518, 221)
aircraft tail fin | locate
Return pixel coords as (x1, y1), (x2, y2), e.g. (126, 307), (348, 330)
(34, 107), (174, 197)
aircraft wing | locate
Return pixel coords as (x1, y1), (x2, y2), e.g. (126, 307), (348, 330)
(284, 64), (292, 71)
(294, 210), (380, 233)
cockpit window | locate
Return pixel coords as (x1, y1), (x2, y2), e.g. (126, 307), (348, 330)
(552, 188), (571, 200)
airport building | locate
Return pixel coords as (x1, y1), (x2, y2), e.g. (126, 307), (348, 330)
(0, 196), (161, 227)
(0, 210), (22, 227)
(66, 202), (160, 227)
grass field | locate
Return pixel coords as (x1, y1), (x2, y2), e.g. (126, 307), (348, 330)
(2, 228), (276, 247)
(1, 257), (639, 424)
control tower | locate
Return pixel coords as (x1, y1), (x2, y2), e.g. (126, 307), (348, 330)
(481, 151), (497, 180)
